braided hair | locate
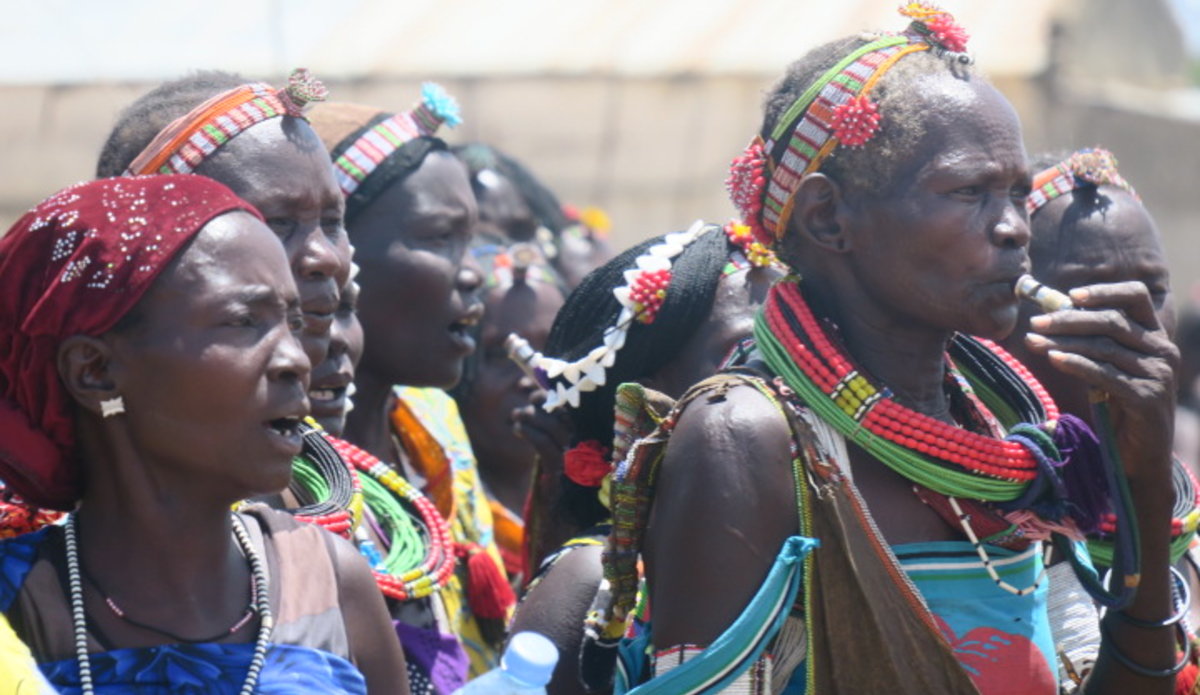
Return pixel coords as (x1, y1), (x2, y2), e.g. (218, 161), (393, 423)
(544, 226), (732, 526)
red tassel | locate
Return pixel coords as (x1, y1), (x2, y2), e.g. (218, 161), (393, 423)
(457, 542), (516, 620)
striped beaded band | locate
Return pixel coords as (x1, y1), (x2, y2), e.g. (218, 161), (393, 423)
(727, 2), (969, 245)
(332, 83), (461, 198)
(125, 68), (328, 177)
(1026, 147), (1140, 215)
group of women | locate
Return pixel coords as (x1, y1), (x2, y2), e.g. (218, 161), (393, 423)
(0, 4), (1196, 694)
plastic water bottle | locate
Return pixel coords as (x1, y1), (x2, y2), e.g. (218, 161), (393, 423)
(453, 631), (559, 694)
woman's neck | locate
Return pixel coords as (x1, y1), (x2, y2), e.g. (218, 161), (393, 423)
(72, 425), (249, 629)
(804, 281), (953, 421)
(342, 368), (398, 463)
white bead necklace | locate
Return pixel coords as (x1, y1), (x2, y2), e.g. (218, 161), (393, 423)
(64, 513), (274, 695)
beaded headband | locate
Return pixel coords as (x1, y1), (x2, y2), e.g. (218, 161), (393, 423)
(1026, 147), (1140, 215)
(727, 2), (969, 245)
(512, 220), (710, 411)
(331, 83), (461, 198)
(125, 68), (328, 176)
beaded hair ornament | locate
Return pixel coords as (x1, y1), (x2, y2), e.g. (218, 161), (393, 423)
(513, 220), (710, 411)
(331, 83), (461, 198)
(125, 68), (328, 176)
(1026, 147), (1140, 215)
(726, 2), (969, 246)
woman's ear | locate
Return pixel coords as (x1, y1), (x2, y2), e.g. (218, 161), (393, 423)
(788, 173), (854, 254)
(57, 336), (121, 417)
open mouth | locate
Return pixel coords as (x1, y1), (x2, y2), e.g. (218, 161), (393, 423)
(265, 416), (302, 438)
(309, 386), (347, 405)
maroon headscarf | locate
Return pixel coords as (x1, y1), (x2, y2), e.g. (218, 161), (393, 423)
(0, 175), (263, 510)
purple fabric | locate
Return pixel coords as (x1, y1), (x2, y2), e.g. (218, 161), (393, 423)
(1053, 412), (1110, 534)
(394, 621), (469, 695)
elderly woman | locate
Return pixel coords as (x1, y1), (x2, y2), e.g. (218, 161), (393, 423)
(610, 6), (1181, 695)
(307, 86), (511, 680)
(0, 175), (407, 693)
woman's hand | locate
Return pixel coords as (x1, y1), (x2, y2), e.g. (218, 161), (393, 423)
(1024, 280), (1179, 482)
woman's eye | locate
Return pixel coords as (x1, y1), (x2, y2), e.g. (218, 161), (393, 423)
(266, 218), (296, 239)
(287, 313), (305, 332)
(224, 314), (255, 328)
(952, 185), (983, 197)
(1010, 184), (1032, 199)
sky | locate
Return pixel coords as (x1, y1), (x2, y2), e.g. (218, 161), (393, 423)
(1171, 0), (1200, 54)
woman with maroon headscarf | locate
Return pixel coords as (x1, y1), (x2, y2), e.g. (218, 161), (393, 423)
(0, 175), (408, 694)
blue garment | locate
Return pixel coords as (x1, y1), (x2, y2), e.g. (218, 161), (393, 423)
(0, 523), (368, 694)
(895, 540), (1057, 695)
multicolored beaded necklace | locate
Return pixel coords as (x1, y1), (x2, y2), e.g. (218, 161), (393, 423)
(325, 435), (456, 602)
(256, 421), (363, 540)
(757, 280), (1145, 607)
(756, 280), (1059, 502)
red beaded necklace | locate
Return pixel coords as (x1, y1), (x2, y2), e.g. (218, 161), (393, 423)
(757, 281), (1059, 499)
(326, 435), (457, 602)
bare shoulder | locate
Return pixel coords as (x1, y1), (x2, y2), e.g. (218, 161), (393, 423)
(660, 378), (796, 492)
(646, 379), (799, 647)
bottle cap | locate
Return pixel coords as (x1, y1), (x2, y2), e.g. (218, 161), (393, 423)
(502, 631), (559, 687)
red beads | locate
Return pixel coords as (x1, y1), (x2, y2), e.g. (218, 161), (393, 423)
(830, 96), (882, 148)
(725, 139), (772, 245)
(924, 12), (969, 52)
(629, 268), (672, 324)
(766, 282), (1054, 484)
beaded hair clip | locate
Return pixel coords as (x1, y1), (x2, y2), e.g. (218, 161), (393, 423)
(1026, 147), (1140, 215)
(125, 68), (328, 177)
(509, 220), (709, 411)
(726, 2), (969, 246)
(332, 83), (462, 198)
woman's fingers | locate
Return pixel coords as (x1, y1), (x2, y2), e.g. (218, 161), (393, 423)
(1043, 349), (1173, 405)
(1067, 281), (1160, 330)
(1025, 333), (1170, 379)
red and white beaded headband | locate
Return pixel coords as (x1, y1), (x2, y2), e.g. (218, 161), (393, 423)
(726, 2), (970, 246)
(125, 68), (328, 177)
(1027, 147), (1140, 215)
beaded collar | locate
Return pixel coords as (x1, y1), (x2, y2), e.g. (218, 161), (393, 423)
(755, 280), (1061, 502)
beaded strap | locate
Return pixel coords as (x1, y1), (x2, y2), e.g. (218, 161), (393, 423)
(124, 68), (327, 177)
(1026, 147), (1140, 215)
(332, 83), (461, 197)
(727, 3), (970, 244)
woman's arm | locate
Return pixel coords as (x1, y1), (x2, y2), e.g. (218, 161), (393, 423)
(509, 544), (606, 695)
(1026, 281), (1180, 695)
(644, 383), (798, 649)
(331, 534), (412, 695)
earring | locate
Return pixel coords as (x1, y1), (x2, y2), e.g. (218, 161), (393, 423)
(100, 396), (125, 418)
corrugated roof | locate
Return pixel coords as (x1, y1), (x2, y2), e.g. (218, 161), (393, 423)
(0, 0), (1062, 84)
